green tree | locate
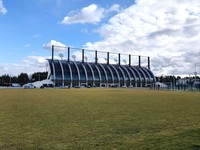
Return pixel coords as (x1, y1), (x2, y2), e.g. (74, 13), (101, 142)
(0, 74), (11, 86)
(18, 73), (29, 85)
(31, 72), (48, 82)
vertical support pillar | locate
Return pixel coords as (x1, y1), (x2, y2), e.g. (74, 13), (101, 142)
(129, 54), (131, 67)
(52, 45), (54, 61)
(82, 49), (84, 63)
(139, 55), (141, 67)
(95, 51), (98, 64)
(148, 57), (150, 70)
(118, 53), (121, 66)
(68, 47), (70, 63)
(107, 52), (109, 65)
(51, 46), (55, 90)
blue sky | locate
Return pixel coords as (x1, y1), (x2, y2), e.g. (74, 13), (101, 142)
(0, 0), (200, 76)
(0, 0), (132, 63)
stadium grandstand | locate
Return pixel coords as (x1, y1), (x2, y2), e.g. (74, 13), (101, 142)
(46, 46), (156, 88)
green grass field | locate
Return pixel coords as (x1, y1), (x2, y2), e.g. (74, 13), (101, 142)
(0, 88), (200, 150)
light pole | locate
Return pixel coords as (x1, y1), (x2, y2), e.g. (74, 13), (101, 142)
(72, 55), (76, 61)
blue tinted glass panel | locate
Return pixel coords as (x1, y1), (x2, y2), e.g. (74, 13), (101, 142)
(131, 67), (140, 78)
(77, 63), (86, 81)
(109, 65), (118, 81)
(140, 68), (149, 79)
(138, 68), (145, 80)
(90, 63), (100, 81)
(114, 66), (123, 80)
(102, 64), (112, 81)
(120, 66), (129, 80)
(61, 61), (71, 80)
(70, 62), (78, 80)
(125, 66), (135, 80)
(84, 63), (93, 81)
(97, 64), (106, 81)
(54, 60), (62, 80)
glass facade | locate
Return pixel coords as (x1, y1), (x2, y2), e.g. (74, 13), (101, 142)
(47, 59), (156, 87)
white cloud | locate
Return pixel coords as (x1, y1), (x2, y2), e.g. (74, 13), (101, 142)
(84, 0), (200, 76)
(0, 0), (7, 14)
(0, 56), (49, 76)
(42, 40), (67, 52)
(33, 34), (41, 38)
(25, 44), (31, 48)
(59, 4), (122, 25)
(108, 4), (121, 13)
(60, 4), (105, 24)
(2, 40), (69, 76)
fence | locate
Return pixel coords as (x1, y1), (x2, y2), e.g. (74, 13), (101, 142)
(51, 45), (150, 68)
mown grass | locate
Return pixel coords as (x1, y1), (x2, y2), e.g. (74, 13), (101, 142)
(0, 88), (200, 150)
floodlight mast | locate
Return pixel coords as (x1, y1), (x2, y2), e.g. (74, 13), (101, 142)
(72, 55), (76, 61)
(114, 59), (118, 64)
(123, 60), (127, 65)
(59, 53), (63, 60)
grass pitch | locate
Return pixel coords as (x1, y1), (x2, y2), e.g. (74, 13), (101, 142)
(0, 88), (200, 149)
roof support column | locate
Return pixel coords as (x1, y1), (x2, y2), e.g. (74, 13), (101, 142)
(82, 49), (84, 63)
(95, 51), (98, 64)
(52, 45), (54, 61)
(118, 53), (121, 66)
(148, 57), (150, 70)
(107, 52), (109, 65)
(139, 55), (141, 67)
(68, 47), (70, 63)
(129, 54), (131, 67)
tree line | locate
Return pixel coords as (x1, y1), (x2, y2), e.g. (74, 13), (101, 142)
(0, 72), (47, 86)
(156, 75), (199, 83)
(0, 72), (199, 87)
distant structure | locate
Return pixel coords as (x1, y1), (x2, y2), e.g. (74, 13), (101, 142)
(46, 46), (156, 88)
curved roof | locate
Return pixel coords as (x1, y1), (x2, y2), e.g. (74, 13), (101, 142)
(47, 59), (155, 87)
